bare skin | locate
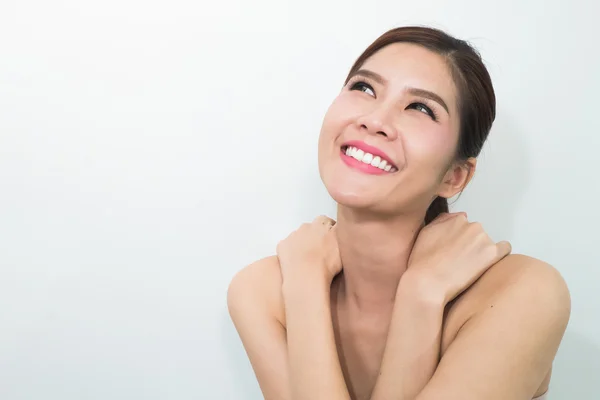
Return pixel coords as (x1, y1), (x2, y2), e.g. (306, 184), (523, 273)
(229, 252), (566, 400)
(330, 258), (555, 400)
(228, 42), (570, 399)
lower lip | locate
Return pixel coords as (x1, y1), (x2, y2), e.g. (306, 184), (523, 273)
(340, 150), (391, 175)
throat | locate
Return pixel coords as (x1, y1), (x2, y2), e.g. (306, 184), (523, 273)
(331, 278), (392, 400)
(333, 272), (397, 321)
(333, 205), (425, 312)
(337, 270), (400, 313)
(335, 235), (413, 313)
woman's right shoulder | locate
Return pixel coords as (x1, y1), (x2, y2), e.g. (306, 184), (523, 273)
(227, 255), (286, 326)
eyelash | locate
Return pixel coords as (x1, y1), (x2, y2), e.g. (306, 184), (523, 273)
(346, 77), (440, 122)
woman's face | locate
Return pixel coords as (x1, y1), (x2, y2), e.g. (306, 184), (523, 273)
(318, 42), (467, 215)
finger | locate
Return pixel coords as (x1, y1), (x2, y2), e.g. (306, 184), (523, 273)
(428, 212), (451, 225)
(313, 215), (335, 228)
(495, 240), (512, 260)
(313, 215), (329, 224)
(454, 211), (468, 219)
(329, 222), (338, 233)
(429, 211), (467, 226)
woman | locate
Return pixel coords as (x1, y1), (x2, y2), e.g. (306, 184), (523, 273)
(227, 26), (570, 400)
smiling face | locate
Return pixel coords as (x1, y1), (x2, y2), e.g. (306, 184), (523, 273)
(318, 42), (473, 216)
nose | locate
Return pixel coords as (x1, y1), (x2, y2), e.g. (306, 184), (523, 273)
(355, 106), (399, 141)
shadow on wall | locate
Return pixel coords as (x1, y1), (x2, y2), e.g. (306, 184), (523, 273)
(550, 330), (600, 399)
(451, 113), (531, 243)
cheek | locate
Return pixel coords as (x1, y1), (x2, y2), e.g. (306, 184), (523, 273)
(318, 97), (355, 154)
(318, 99), (344, 166)
(405, 123), (457, 168)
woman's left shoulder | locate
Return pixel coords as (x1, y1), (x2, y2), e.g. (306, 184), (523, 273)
(442, 253), (571, 354)
(447, 254), (571, 337)
(460, 253), (571, 321)
(489, 253), (570, 299)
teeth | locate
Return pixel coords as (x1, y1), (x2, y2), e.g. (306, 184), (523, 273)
(344, 146), (396, 172)
(355, 149), (365, 161)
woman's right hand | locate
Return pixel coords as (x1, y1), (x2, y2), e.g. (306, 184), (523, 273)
(276, 215), (342, 286)
(406, 212), (512, 304)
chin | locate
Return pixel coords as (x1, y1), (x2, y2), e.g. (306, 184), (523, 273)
(319, 164), (386, 210)
(327, 188), (376, 209)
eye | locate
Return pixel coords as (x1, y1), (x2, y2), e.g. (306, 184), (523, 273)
(350, 81), (375, 97)
(407, 102), (438, 121)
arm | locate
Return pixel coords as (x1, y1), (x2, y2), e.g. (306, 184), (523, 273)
(372, 255), (570, 400)
(414, 257), (570, 400)
(276, 216), (351, 400)
(228, 261), (351, 400)
(371, 212), (511, 400)
(370, 272), (446, 400)
(283, 271), (351, 400)
(227, 256), (292, 400)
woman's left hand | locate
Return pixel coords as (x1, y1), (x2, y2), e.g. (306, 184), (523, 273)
(276, 215), (342, 285)
(406, 212), (512, 304)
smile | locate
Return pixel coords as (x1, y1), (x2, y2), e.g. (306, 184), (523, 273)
(340, 144), (398, 175)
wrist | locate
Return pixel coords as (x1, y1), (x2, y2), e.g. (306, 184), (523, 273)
(398, 269), (447, 308)
(282, 267), (331, 298)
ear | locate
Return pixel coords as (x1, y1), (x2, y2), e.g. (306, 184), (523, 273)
(436, 157), (477, 199)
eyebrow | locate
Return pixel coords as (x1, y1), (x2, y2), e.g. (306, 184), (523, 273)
(347, 68), (451, 115)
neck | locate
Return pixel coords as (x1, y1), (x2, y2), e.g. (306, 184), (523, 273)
(334, 205), (425, 314)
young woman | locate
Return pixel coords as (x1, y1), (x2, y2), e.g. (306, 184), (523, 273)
(227, 26), (570, 400)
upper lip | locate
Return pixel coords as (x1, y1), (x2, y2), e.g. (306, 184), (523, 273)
(341, 140), (397, 168)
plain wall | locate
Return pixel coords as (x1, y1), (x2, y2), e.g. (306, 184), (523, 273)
(0, 0), (598, 398)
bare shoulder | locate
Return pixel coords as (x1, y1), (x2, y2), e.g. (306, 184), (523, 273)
(479, 253), (571, 330)
(472, 253), (570, 312)
(443, 253), (571, 351)
(227, 255), (286, 325)
(435, 254), (571, 398)
(226, 256), (292, 399)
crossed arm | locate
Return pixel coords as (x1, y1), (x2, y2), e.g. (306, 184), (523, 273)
(227, 255), (570, 400)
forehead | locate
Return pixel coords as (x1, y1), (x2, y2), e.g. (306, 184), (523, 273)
(361, 42), (458, 111)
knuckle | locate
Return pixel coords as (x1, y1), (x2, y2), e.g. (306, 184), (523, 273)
(455, 212), (468, 220)
(452, 215), (468, 228)
(467, 222), (486, 237)
(468, 221), (483, 230)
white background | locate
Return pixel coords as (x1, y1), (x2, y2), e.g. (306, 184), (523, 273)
(1, 0), (598, 399)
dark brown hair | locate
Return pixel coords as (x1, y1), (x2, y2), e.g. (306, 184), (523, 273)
(344, 26), (496, 224)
